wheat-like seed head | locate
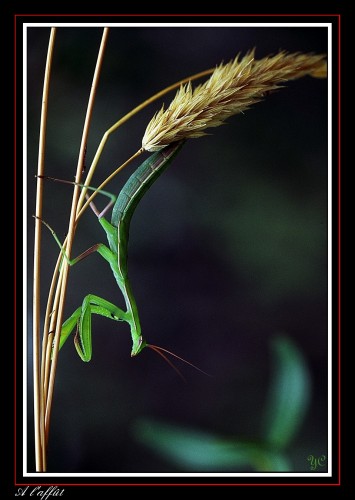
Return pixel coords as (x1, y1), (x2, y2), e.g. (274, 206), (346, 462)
(142, 50), (327, 152)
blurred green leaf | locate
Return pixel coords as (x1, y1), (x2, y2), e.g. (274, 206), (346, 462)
(262, 336), (311, 449)
(134, 420), (290, 472)
(134, 335), (310, 471)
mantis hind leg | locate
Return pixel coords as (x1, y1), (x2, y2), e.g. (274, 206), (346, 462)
(57, 294), (128, 362)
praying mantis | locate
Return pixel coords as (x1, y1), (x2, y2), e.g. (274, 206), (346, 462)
(40, 140), (206, 376)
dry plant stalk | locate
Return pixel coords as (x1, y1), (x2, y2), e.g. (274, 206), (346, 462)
(33, 27), (57, 472)
(142, 50), (327, 151)
(35, 28), (109, 472)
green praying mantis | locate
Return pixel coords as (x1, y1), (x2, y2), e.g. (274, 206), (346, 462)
(39, 140), (208, 377)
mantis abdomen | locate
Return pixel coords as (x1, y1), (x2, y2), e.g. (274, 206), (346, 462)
(112, 141), (184, 280)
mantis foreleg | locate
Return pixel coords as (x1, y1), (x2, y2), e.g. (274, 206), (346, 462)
(38, 215), (144, 357)
(58, 294), (128, 361)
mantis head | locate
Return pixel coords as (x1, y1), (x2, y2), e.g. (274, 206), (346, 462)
(131, 335), (147, 357)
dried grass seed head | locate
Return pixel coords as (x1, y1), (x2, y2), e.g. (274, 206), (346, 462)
(142, 50), (327, 152)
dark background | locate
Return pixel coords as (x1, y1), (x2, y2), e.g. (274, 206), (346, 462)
(27, 25), (328, 473)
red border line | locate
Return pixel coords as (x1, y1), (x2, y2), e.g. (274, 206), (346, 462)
(14, 12), (17, 488)
(17, 13), (340, 487)
(15, 13), (338, 18)
(337, 13), (341, 487)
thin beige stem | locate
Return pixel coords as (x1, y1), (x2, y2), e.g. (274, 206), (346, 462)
(40, 250), (61, 398)
(76, 67), (214, 215)
(43, 263), (63, 407)
(44, 28), (109, 439)
(44, 333), (54, 401)
(33, 27), (56, 472)
(44, 267), (64, 418)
